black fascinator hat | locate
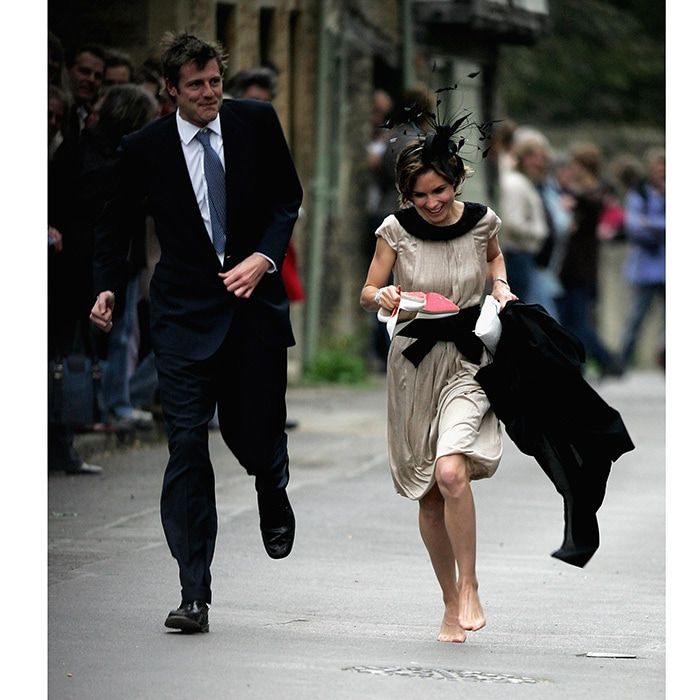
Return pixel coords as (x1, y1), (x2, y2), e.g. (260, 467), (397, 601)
(384, 83), (500, 176)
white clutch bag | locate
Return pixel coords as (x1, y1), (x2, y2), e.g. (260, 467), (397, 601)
(474, 295), (502, 354)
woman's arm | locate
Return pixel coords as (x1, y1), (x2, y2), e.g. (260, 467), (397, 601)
(360, 237), (399, 312)
(486, 235), (519, 308)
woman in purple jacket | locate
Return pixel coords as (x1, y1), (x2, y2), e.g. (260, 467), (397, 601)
(619, 147), (665, 370)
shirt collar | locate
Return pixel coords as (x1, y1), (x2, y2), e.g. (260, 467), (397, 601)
(176, 110), (223, 145)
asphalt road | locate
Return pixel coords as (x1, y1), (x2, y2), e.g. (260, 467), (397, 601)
(45, 370), (666, 699)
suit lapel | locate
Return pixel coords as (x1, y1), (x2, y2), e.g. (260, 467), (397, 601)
(161, 117), (208, 223)
(220, 103), (253, 253)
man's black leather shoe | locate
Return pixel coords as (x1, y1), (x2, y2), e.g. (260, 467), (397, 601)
(258, 489), (295, 559)
(164, 600), (209, 633)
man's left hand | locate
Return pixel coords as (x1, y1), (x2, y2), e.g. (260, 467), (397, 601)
(218, 253), (271, 298)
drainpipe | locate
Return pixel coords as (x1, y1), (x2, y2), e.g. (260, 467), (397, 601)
(402, 0), (415, 88)
(303, 0), (332, 367)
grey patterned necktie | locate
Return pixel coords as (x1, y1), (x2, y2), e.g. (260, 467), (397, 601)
(195, 128), (227, 256)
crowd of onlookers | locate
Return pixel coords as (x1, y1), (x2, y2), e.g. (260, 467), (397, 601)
(365, 86), (665, 379)
(48, 33), (167, 474)
(47, 31), (665, 473)
(492, 119), (665, 378)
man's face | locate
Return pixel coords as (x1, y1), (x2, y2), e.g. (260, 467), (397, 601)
(167, 59), (223, 127)
(103, 65), (131, 87)
(68, 51), (105, 105)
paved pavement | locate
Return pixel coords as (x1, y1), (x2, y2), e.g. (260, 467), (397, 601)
(45, 370), (667, 699)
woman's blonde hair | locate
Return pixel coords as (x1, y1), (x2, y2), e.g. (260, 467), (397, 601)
(395, 139), (473, 207)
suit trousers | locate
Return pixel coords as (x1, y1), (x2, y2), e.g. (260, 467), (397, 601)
(155, 321), (290, 604)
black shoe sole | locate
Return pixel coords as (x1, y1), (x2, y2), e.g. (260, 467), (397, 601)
(263, 541), (294, 559)
(164, 614), (209, 633)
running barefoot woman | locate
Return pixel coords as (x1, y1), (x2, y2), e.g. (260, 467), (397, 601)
(360, 125), (517, 643)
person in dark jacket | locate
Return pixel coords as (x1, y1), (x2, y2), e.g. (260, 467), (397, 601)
(557, 143), (623, 378)
(89, 34), (303, 634)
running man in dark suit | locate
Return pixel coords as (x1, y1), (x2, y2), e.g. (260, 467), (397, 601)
(90, 33), (303, 633)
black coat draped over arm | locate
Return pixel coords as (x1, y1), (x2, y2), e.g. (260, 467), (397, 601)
(475, 301), (635, 567)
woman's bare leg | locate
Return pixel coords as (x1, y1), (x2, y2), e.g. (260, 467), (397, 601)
(418, 484), (465, 643)
(435, 454), (485, 632)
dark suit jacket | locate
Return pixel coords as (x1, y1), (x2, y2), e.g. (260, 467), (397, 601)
(93, 98), (303, 360)
(475, 301), (635, 567)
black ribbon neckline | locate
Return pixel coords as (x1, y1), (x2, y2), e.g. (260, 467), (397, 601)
(393, 202), (487, 241)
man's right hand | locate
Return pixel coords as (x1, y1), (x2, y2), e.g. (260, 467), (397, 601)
(90, 291), (116, 333)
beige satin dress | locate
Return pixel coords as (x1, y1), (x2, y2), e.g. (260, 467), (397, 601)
(377, 206), (504, 500)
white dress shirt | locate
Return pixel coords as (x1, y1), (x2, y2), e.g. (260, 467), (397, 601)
(176, 111), (226, 265)
(175, 109), (275, 271)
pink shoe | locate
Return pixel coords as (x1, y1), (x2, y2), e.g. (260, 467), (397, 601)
(416, 292), (459, 319)
(377, 290), (459, 337)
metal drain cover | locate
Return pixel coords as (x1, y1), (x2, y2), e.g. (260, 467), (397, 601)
(344, 665), (540, 684)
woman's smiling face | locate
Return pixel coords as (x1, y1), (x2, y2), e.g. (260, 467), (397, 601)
(410, 170), (457, 225)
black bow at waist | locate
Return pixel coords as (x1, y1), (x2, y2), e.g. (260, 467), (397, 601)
(397, 305), (482, 367)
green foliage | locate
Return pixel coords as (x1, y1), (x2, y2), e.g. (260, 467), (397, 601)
(305, 337), (368, 384)
(499, 0), (664, 127)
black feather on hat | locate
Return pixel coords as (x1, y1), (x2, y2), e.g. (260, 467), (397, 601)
(383, 84), (501, 174)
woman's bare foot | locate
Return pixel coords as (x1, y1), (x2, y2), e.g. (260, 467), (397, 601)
(458, 583), (485, 631)
(438, 607), (466, 643)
